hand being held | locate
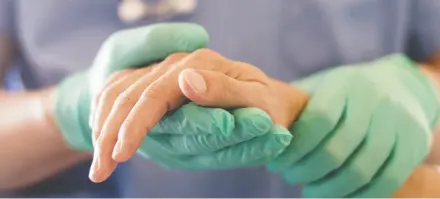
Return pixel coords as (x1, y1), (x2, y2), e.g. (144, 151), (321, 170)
(89, 49), (309, 183)
(53, 23), (209, 151)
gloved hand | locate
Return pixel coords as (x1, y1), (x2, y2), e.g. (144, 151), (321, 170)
(138, 106), (292, 170)
(268, 54), (440, 198)
(53, 23), (209, 151)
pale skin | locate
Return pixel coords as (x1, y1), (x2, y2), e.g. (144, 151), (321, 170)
(89, 49), (440, 197)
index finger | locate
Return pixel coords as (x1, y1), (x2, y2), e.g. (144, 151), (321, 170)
(111, 49), (232, 162)
(111, 68), (185, 162)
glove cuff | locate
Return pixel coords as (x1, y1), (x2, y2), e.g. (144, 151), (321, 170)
(53, 72), (94, 151)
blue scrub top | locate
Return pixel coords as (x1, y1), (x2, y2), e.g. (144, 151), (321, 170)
(3, 0), (440, 197)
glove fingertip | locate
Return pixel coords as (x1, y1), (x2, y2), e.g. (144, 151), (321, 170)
(270, 125), (293, 145)
(264, 126), (293, 172)
(265, 125), (295, 173)
(233, 108), (273, 136)
(212, 109), (235, 136)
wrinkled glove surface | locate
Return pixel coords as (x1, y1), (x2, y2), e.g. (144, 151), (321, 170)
(140, 106), (292, 170)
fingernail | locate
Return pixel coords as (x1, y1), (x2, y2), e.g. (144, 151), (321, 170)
(183, 70), (207, 93)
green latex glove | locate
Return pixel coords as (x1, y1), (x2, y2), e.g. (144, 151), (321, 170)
(140, 106), (293, 170)
(268, 54), (440, 197)
(54, 23), (209, 151)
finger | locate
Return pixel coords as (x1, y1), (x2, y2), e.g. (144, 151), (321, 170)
(89, 69), (135, 127)
(96, 53), (186, 145)
(267, 73), (348, 172)
(89, 69), (137, 183)
(178, 67), (303, 127)
(302, 100), (397, 198)
(146, 125), (292, 170)
(282, 76), (378, 184)
(101, 54), (187, 164)
(111, 67), (188, 162)
(143, 108), (272, 155)
(178, 58), (271, 107)
(92, 68), (148, 145)
(111, 49), (232, 163)
(89, 68), (151, 183)
(351, 104), (432, 198)
(90, 57), (183, 181)
(89, 145), (118, 183)
(179, 68), (265, 108)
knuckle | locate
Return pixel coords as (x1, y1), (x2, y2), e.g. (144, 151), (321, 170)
(142, 64), (158, 73)
(140, 85), (171, 111)
(104, 70), (128, 86)
(115, 93), (137, 108)
(98, 129), (119, 144)
(234, 61), (267, 78)
(158, 53), (189, 71)
(192, 48), (220, 58)
(95, 135), (115, 148)
(95, 135), (106, 147)
(141, 85), (163, 100)
(100, 86), (121, 102)
(209, 80), (229, 99)
(165, 52), (189, 63)
(92, 131), (100, 141)
(189, 48), (228, 70)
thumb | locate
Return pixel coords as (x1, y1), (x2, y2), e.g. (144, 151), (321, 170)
(178, 68), (265, 108)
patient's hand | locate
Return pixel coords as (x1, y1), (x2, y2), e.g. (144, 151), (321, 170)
(89, 48), (308, 183)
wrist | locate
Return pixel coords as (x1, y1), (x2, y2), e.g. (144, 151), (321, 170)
(38, 87), (61, 139)
(38, 88), (93, 156)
